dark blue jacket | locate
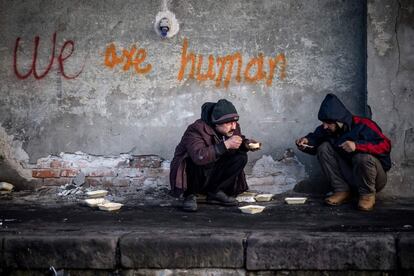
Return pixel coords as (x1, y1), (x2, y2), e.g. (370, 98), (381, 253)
(304, 94), (392, 171)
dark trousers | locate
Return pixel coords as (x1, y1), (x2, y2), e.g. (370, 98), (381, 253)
(184, 151), (247, 197)
(317, 142), (387, 195)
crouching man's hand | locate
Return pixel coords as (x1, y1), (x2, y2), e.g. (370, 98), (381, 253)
(296, 137), (313, 151)
(340, 140), (356, 153)
(224, 135), (243, 149)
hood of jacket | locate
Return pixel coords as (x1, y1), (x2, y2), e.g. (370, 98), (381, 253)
(201, 102), (216, 126)
(318, 93), (353, 129)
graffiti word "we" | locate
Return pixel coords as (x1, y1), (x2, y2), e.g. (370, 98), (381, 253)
(14, 32), (83, 80)
(104, 43), (152, 75)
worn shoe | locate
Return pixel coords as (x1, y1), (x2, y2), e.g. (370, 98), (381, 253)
(358, 194), (375, 211)
(182, 194), (198, 212)
(325, 191), (351, 206)
(207, 190), (238, 206)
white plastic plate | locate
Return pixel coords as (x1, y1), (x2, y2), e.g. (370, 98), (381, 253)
(284, 197), (307, 204)
(84, 198), (107, 207)
(86, 190), (108, 198)
(239, 205), (265, 214)
(255, 194), (273, 202)
(98, 202), (123, 211)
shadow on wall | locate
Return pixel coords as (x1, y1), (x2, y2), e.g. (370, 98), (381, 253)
(0, 126), (36, 190)
(0, 161), (36, 191)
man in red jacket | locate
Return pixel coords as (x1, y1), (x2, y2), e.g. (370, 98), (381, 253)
(296, 94), (392, 211)
(170, 99), (260, 212)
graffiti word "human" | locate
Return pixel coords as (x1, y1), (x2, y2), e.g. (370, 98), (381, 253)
(104, 43), (152, 75)
(177, 38), (286, 88)
(14, 32), (83, 80)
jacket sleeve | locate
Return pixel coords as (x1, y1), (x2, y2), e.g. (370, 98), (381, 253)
(302, 125), (328, 154)
(234, 123), (249, 152)
(182, 126), (220, 166)
(351, 118), (391, 155)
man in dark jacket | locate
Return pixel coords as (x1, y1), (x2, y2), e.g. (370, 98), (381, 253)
(295, 94), (391, 211)
(170, 99), (260, 212)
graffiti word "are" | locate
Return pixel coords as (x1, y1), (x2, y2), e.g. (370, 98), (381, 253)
(14, 32), (83, 80)
(177, 38), (286, 88)
(104, 43), (152, 75)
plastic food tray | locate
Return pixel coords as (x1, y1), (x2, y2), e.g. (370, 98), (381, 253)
(239, 205), (265, 214)
(284, 197), (307, 204)
(86, 190), (108, 198)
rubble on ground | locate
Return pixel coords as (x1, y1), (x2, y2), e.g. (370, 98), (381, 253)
(0, 182), (14, 193)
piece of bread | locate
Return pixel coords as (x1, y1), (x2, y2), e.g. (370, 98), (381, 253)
(248, 142), (261, 149)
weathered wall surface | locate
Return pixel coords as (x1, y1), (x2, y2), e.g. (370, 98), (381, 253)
(0, 0), (378, 192)
(367, 0), (414, 196)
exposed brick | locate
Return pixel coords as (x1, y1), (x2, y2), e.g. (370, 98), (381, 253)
(50, 160), (63, 168)
(146, 168), (163, 178)
(32, 169), (61, 178)
(115, 159), (130, 168)
(85, 169), (117, 177)
(130, 177), (145, 187)
(60, 169), (80, 177)
(71, 160), (90, 168)
(113, 178), (130, 187)
(43, 178), (72, 186)
(85, 177), (115, 188)
(35, 159), (51, 169)
(117, 168), (143, 178)
(129, 155), (163, 168)
(85, 177), (103, 187)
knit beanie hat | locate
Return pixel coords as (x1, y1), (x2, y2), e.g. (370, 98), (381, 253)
(211, 99), (239, 124)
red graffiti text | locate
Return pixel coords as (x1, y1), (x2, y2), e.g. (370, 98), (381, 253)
(13, 32), (83, 80)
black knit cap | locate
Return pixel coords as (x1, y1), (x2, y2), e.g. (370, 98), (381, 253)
(211, 99), (239, 124)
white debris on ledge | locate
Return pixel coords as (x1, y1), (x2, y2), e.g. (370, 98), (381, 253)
(247, 149), (307, 194)
(57, 183), (85, 198)
(0, 182), (14, 194)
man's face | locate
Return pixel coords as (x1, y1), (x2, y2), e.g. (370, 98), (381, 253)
(322, 121), (338, 133)
(215, 121), (237, 137)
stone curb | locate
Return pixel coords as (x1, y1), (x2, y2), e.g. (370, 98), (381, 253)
(3, 235), (118, 269)
(398, 233), (414, 269)
(120, 231), (246, 268)
(246, 232), (396, 270)
(1, 232), (413, 271)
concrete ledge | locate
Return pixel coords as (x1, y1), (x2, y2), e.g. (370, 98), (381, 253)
(120, 232), (245, 268)
(1, 231), (410, 272)
(3, 235), (118, 269)
(399, 233), (414, 269)
(123, 268), (246, 276)
(246, 232), (396, 270)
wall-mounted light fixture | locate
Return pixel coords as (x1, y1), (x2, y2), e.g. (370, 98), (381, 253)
(154, 10), (179, 38)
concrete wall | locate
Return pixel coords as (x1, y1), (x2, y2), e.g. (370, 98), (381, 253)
(2, 0), (411, 197)
(367, 0), (414, 196)
(0, 0), (365, 171)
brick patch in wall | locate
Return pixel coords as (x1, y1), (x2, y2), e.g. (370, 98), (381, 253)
(31, 153), (169, 195)
(60, 169), (81, 177)
(43, 178), (72, 186)
(112, 178), (131, 187)
(32, 169), (61, 178)
(117, 168), (144, 178)
(129, 155), (162, 168)
(83, 168), (117, 177)
(50, 160), (63, 168)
